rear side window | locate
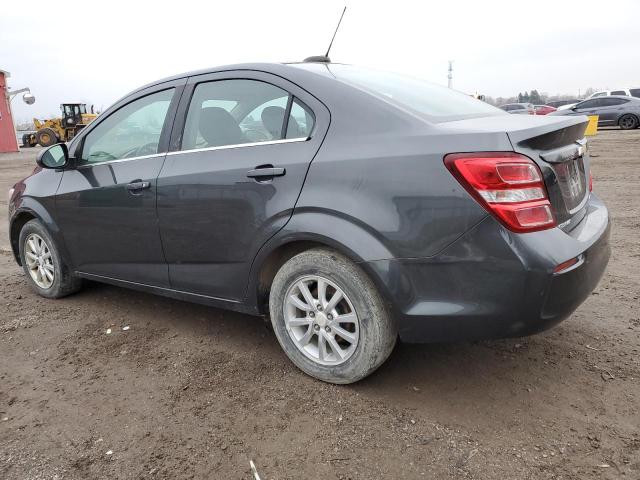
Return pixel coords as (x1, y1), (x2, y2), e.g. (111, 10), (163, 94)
(181, 79), (314, 151)
(287, 99), (314, 138)
(81, 89), (174, 164)
(630, 89), (640, 98)
(601, 98), (628, 106)
(610, 90), (626, 96)
(328, 64), (502, 121)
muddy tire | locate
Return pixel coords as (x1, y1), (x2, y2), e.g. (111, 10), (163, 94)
(18, 219), (82, 299)
(36, 128), (58, 147)
(269, 248), (397, 384)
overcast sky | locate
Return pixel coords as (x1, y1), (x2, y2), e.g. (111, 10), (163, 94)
(2, 0), (639, 121)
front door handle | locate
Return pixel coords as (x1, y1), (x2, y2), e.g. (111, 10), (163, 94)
(126, 180), (151, 192)
(246, 166), (286, 179)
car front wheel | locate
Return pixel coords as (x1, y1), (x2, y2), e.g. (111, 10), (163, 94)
(269, 248), (397, 384)
(18, 219), (82, 299)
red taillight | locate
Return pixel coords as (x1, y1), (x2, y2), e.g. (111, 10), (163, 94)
(589, 172), (593, 192)
(445, 152), (556, 233)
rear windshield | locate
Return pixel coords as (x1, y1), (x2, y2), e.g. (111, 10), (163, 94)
(326, 64), (503, 122)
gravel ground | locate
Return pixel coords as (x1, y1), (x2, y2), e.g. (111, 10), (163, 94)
(0, 129), (638, 479)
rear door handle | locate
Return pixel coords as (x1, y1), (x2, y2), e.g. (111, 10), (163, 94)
(126, 180), (151, 191)
(246, 166), (286, 179)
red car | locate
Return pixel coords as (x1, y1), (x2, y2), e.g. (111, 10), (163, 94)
(534, 105), (557, 115)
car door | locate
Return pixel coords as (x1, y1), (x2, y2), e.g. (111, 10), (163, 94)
(596, 97), (629, 125)
(156, 71), (329, 300)
(55, 81), (185, 286)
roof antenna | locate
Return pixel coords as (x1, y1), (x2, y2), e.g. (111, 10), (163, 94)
(304, 6), (347, 63)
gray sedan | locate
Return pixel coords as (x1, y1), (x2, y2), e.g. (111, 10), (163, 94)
(549, 95), (640, 129)
(8, 61), (610, 383)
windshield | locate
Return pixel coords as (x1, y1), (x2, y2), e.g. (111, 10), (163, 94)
(327, 64), (503, 122)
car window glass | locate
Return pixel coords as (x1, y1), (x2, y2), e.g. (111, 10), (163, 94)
(239, 95), (288, 141)
(328, 64), (502, 121)
(592, 92), (606, 97)
(577, 99), (599, 109)
(630, 89), (640, 98)
(287, 98), (314, 138)
(81, 89), (174, 164)
(601, 98), (628, 106)
(610, 90), (626, 96)
(182, 79), (291, 150)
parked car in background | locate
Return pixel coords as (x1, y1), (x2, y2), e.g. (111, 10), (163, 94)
(547, 99), (581, 109)
(534, 105), (557, 115)
(586, 88), (640, 99)
(548, 95), (640, 129)
(498, 103), (535, 115)
(8, 61), (610, 384)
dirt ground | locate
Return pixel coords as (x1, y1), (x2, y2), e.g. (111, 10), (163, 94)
(0, 129), (638, 480)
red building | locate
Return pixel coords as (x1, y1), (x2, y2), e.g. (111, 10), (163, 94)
(0, 69), (19, 153)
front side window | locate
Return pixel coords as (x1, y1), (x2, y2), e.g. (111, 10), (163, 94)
(81, 89), (174, 164)
(610, 90), (626, 96)
(630, 89), (640, 98)
(592, 92), (606, 97)
(183, 79), (314, 151)
(576, 99), (600, 109)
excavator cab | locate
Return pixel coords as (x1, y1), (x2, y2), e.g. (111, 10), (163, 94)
(61, 103), (86, 128)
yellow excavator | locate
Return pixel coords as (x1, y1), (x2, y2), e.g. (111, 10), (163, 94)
(22, 103), (98, 147)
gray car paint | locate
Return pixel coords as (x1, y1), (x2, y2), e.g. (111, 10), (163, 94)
(8, 62), (611, 342)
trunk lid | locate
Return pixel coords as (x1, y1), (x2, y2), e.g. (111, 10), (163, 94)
(440, 114), (591, 231)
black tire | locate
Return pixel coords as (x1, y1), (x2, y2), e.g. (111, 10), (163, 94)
(36, 128), (58, 147)
(619, 114), (639, 130)
(21, 134), (33, 148)
(18, 219), (82, 299)
(269, 248), (397, 384)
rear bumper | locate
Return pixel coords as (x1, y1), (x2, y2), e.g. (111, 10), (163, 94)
(366, 194), (610, 343)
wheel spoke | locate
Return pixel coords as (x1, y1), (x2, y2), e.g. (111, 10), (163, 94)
(299, 325), (314, 346)
(332, 325), (357, 344)
(334, 312), (357, 324)
(288, 317), (312, 328)
(28, 238), (38, 254)
(317, 278), (328, 307)
(26, 252), (38, 261)
(297, 281), (316, 309)
(43, 268), (54, 281)
(43, 263), (54, 272)
(318, 333), (328, 362)
(325, 288), (343, 312)
(326, 334), (346, 360)
(288, 294), (311, 312)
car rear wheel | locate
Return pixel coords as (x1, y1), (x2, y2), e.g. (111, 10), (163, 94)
(18, 219), (82, 299)
(619, 114), (638, 130)
(269, 248), (397, 384)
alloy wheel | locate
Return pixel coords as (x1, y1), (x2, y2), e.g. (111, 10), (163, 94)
(24, 233), (55, 289)
(283, 275), (359, 366)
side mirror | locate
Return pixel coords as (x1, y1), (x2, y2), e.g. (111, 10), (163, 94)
(571, 106), (579, 111)
(36, 143), (69, 169)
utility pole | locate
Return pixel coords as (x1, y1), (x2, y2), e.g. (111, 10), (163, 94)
(447, 61), (453, 89)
